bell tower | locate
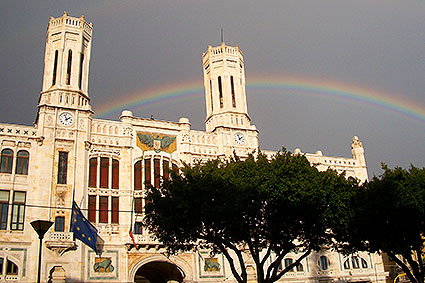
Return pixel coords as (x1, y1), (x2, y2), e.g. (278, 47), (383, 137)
(202, 42), (253, 132)
(37, 12), (93, 114)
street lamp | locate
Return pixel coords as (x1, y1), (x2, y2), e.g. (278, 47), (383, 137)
(31, 220), (54, 283)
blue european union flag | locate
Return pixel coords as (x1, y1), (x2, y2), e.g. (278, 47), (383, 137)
(70, 201), (99, 254)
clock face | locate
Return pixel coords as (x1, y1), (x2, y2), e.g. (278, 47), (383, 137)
(59, 112), (74, 126)
(234, 132), (245, 145)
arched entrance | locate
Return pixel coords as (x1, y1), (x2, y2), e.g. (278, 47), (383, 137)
(134, 261), (184, 283)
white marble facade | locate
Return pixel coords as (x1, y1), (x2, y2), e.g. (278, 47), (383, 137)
(0, 12), (382, 283)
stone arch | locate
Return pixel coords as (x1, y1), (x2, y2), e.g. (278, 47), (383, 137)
(129, 254), (193, 283)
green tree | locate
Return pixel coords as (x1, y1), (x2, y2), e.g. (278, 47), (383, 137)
(337, 165), (425, 283)
(144, 152), (357, 283)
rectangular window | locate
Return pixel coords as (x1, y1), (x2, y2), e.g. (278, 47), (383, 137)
(218, 76), (223, 108)
(154, 159), (160, 188)
(134, 161), (142, 190)
(89, 158), (97, 187)
(52, 50), (58, 86)
(134, 222), (143, 234)
(210, 79), (213, 112)
(163, 160), (169, 180)
(78, 53), (84, 89)
(134, 198), (143, 214)
(99, 196), (108, 223)
(0, 191), (9, 230)
(88, 195), (96, 223)
(112, 160), (119, 189)
(10, 191), (25, 230)
(54, 216), (65, 232)
(144, 159), (151, 187)
(111, 197), (119, 224)
(231, 76), (236, 108)
(100, 157), (109, 188)
(57, 152), (68, 184)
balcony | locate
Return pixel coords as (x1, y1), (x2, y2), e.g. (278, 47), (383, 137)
(127, 233), (163, 251)
(45, 231), (75, 255)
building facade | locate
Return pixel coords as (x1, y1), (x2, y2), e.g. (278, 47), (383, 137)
(0, 13), (383, 282)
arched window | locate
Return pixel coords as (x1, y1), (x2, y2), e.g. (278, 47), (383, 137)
(231, 76), (236, 108)
(15, 150), (29, 175)
(218, 76), (223, 108)
(52, 50), (58, 86)
(319, 256), (328, 270)
(66, 49), (72, 85)
(6, 259), (18, 275)
(0, 149), (13, 174)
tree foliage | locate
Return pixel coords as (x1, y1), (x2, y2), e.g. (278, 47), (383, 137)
(336, 165), (425, 283)
(144, 151), (358, 283)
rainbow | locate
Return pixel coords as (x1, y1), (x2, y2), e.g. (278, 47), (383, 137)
(93, 76), (425, 125)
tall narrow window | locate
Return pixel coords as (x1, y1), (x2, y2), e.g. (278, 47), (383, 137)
(352, 256), (360, 269)
(163, 160), (169, 180)
(78, 53), (84, 89)
(54, 216), (65, 232)
(57, 152), (68, 184)
(154, 159), (160, 188)
(172, 163), (179, 173)
(52, 50), (58, 86)
(88, 158), (97, 187)
(134, 160), (142, 190)
(134, 222), (143, 234)
(10, 191), (25, 230)
(144, 159), (151, 187)
(111, 197), (119, 224)
(16, 150), (29, 175)
(66, 49), (72, 85)
(319, 256), (328, 270)
(99, 196), (108, 223)
(0, 149), (13, 174)
(284, 258), (294, 272)
(100, 157), (109, 188)
(88, 195), (96, 223)
(361, 258), (368, 268)
(296, 263), (304, 272)
(218, 76), (223, 108)
(0, 191), (9, 230)
(134, 198), (143, 214)
(210, 79), (213, 112)
(112, 159), (119, 189)
(231, 76), (236, 108)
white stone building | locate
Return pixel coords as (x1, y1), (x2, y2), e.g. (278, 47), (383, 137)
(0, 13), (384, 283)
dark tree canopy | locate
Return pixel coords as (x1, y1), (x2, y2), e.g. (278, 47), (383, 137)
(144, 151), (358, 283)
(337, 165), (425, 283)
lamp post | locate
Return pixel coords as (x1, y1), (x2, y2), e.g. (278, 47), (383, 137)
(31, 220), (54, 283)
